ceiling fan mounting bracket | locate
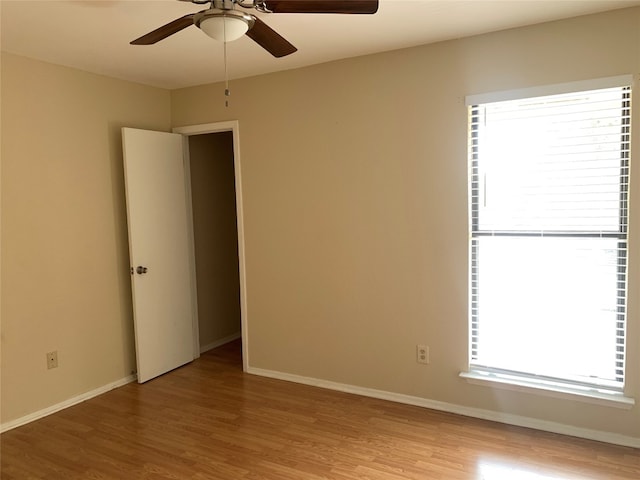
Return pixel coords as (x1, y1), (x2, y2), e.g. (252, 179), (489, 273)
(211, 0), (237, 9)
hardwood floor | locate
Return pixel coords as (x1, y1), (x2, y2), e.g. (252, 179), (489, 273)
(2, 340), (639, 479)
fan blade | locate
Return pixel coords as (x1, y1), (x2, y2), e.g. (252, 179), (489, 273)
(246, 17), (297, 58)
(263, 0), (378, 14)
(131, 14), (196, 45)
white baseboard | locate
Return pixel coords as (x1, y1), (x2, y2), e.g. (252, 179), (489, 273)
(246, 366), (640, 449)
(5, 359), (637, 449)
(200, 331), (241, 354)
(0, 374), (137, 434)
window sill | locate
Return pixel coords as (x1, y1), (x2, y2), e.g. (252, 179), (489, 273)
(459, 370), (635, 409)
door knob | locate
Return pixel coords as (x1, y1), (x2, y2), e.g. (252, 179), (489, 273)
(136, 266), (148, 274)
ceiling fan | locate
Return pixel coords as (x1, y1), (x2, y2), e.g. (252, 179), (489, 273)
(131, 0), (380, 58)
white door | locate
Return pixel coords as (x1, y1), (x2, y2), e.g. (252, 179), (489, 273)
(122, 127), (195, 383)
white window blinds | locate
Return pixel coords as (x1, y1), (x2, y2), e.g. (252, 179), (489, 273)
(468, 79), (631, 392)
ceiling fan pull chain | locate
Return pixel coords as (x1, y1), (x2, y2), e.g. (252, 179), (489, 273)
(223, 14), (230, 108)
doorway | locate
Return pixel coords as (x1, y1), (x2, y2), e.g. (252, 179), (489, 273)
(174, 121), (248, 371)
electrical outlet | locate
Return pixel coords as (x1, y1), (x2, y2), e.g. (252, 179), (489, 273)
(416, 345), (429, 364)
(46, 351), (58, 369)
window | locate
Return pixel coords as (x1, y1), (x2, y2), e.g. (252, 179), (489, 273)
(466, 77), (631, 396)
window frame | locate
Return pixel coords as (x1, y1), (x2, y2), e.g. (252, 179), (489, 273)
(461, 76), (635, 407)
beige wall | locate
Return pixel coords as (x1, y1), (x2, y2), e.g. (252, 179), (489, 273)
(172, 8), (640, 439)
(188, 132), (241, 349)
(1, 53), (171, 423)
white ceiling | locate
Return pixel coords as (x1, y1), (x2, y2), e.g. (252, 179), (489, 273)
(2, 0), (639, 90)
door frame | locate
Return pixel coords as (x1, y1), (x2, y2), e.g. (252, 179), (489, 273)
(173, 121), (248, 372)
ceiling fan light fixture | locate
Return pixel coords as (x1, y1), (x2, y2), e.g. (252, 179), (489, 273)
(195, 10), (254, 43)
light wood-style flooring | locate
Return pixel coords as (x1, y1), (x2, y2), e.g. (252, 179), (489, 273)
(2, 340), (639, 479)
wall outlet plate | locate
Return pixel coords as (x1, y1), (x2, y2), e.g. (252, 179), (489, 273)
(416, 345), (429, 364)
